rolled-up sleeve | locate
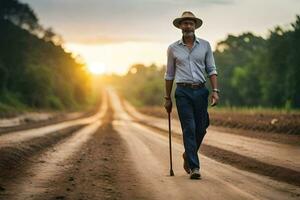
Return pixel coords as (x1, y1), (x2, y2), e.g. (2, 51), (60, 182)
(164, 46), (175, 80)
(205, 42), (218, 77)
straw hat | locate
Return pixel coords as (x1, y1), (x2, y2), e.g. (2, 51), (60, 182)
(173, 11), (203, 29)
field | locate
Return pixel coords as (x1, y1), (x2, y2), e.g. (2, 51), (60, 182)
(137, 106), (300, 135)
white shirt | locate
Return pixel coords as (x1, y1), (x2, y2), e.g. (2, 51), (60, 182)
(164, 36), (218, 83)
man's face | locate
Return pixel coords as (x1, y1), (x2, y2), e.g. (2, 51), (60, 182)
(180, 19), (196, 37)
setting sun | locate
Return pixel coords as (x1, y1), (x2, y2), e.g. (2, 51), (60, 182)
(87, 62), (107, 75)
(65, 42), (167, 75)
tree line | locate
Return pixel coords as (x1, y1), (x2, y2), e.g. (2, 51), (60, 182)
(215, 16), (300, 109)
(0, 0), (92, 113)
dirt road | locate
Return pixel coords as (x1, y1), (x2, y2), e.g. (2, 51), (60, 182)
(123, 100), (300, 174)
(0, 87), (299, 200)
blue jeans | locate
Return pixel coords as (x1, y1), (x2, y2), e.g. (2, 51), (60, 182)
(175, 85), (210, 170)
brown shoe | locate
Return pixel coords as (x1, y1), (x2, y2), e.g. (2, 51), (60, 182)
(182, 153), (190, 174)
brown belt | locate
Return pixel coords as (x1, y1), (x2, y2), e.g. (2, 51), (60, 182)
(176, 82), (205, 88)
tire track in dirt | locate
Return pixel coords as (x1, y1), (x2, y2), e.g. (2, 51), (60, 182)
(0, 125), (84, 176)
(0, 90), (108, 199)
(0, 101), (100, 136)
(0, 121), (102, 200)
(31, 94), (152, 200)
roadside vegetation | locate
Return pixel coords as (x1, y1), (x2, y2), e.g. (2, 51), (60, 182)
(0, 0), (97, 116)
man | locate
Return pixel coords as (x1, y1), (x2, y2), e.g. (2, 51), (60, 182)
(164, 11), (219, 179)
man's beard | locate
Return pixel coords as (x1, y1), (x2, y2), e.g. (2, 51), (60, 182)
(182, 30), (195, 37)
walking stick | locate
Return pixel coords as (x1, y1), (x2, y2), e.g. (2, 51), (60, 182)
(168, 112), (175, 176)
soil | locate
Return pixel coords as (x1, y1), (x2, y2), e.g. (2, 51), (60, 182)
(0, 98), (150, 200)
(0, 102), (100, 135)
(138, 106), (300, 135)
(39, 102), (151, 200)
(132, 119), (300, 187)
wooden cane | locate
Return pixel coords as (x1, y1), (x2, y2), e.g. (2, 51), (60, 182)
(168, 112), (175, 176)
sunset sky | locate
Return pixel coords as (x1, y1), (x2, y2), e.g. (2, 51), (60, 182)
(21, 0), (300, 75)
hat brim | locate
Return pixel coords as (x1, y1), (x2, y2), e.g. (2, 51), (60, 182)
(173, 17), (203, 29)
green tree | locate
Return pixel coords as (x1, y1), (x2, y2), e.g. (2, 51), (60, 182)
(0, 0), (38, 31)
(214, 33), (266, 106)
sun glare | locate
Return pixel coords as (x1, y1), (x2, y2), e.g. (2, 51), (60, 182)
(87, 62), (107, 75)
(65, 42), (168, 75)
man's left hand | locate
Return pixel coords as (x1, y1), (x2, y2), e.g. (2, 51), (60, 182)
(211, 92), (219, 107)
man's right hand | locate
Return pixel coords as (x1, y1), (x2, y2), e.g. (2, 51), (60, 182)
(164, 99), (172, 113)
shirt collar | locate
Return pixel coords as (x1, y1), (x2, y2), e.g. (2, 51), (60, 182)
(179, 36), (200, 45)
